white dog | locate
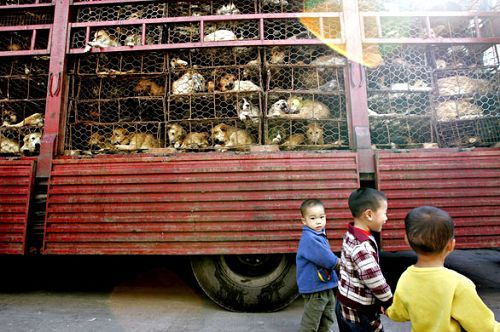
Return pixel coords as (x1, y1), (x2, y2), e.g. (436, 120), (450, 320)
(172, 71), (206, 94)
(238, 98), (261, 123)
(204, 29), (237, 42)
(21, 132), (42, 154)
(268, 99), (290, 117)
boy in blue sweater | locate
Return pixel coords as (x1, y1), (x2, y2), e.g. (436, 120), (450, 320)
(296, 199), (340, 332)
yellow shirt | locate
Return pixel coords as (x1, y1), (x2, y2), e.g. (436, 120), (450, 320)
(386, 265), (499, 332)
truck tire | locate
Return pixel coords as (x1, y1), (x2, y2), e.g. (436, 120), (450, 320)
(191, 254), (298, 312)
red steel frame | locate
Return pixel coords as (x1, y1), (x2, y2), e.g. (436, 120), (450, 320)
(0, 0), (499, 254)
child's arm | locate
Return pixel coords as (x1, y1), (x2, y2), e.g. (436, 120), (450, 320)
(301, 235), (339, 269)
(385, 291), (409, 322)
(351, 242), (392, 304)
(452, 278), (499, 332)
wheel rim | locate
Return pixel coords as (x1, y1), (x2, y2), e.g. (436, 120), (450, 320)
(220, 254), (288, 288)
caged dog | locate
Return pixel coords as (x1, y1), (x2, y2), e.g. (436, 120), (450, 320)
(110, 128), (161, 150)
(84, 30), (119, 52)
(88, 132), (116, 152)
(2, 112), (44, 127)
(20, 132), (42, 154)
(204, 29), (237, 42)
(268, 99), (290, 117)
(211, 123), (253, 151)
(167, 123), (187, 148)
(172, 70), (207, 94)
(181, 132), (210, 149)
(306, 122), (324, 145)
(286, 96), (331, 119)
(237, 98), (261, 123)
(134, 79), (165, 97)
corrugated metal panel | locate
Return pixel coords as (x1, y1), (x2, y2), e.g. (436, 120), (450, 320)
(44, 151), (359, 255)
(376, 149), (500, 251)
(0, 159), (36, 255)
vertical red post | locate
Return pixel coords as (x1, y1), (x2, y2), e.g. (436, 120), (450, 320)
(37, 0), (70, 177)
(342, 1), (374, 173)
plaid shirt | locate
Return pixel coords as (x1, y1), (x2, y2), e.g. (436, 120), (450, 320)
(337, 223), (393, 330)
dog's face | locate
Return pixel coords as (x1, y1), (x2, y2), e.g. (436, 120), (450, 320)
(268, 99), (289, 117)
(94, 30), (113, 43)
(110, 128), (129, 145)
(167, 123), (186, 146)
(211, 123), (232, 145)
(2, 110), (17, 124)
(270, 47), (286, 64)
(182, 132), (209, 149)
(170, 57), (188, 69)
(21, 132), (42, 153)
(89, 132), (106, 150)
(218, 73), (236, 92)
(306, 122), (324, 145)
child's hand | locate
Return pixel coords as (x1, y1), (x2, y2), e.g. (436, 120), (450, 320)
(380, 306), (386, 315)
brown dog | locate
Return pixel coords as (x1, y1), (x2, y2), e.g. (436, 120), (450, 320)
(306, 122), (324, 145)
(88, 132), (115, 151)
(167, 123), (187, 148)
(134, 79), (165, 96)
(287, 96), (331, 119)
(211, 123), (253, 151)
(181, 132), (209, 149)
(110, 128), (160, 150)
(218, 73), (237, 92)
(281, 134), (305, 149)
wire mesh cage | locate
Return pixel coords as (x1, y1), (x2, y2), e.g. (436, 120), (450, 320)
(431, 44), (499, 147)
(0, 57), (47, 156)
(0, 8), (53, 26)
(0, 29), (50, 51)
(366, 45), (436, 148)
(358, 0), (498, 11)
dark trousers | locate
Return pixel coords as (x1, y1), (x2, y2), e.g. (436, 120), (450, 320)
(334, 301), (383, 332)
(299, 288), (337, 332)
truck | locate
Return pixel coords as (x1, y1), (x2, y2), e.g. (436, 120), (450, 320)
(0, 0), (499, 312)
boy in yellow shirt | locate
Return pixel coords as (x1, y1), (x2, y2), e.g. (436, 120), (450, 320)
(386, 206), (499, 332)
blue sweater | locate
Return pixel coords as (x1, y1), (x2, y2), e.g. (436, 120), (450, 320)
(296, 226), (339, 294)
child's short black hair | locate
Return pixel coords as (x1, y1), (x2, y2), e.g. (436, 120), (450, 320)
(300, 199), (324, 217)
(348, 188), (387, 218)
(405, 206), (454, 254)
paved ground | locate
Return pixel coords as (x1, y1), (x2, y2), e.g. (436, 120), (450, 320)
(0, 249), (498, 332)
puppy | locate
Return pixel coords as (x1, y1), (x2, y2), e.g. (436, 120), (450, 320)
(268, 99), (290, 117)
(110, 128), (160, 150)
(134, 79), (165, 96)
(167, 123), (187, 148)
(84, 30), (119, 52)
(204, 29), (237, 42)
(281, 134), (304, 149)
(0, 134), (20, 154)
(172, 70), (206, 94)
(2, 113), (44, 127)
(268, 47), (286, 65)
(306, 122), (324, 145)
(287, 96), (331, 119)
(181, 132), (209, 149)
(237, 98), (261, 123)
(20, 132), (42, 154)
(211, 123), (253, 150)
(218, 73), (236, 92)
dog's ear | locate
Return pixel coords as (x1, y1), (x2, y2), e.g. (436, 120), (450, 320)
(219, 124), (228, 132)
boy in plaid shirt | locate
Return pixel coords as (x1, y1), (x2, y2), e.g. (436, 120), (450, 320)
(335, 188), (393, 332)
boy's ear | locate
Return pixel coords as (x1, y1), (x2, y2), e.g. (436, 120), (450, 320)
(301, 217), (307, 226)
(363, 208), (373, 221)
(447, 238), (456, 252)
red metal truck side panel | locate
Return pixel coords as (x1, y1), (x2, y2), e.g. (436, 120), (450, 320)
(376, 149), (500, 251)
(0, 159), (36, 255)
(44, 151), (359, 255)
